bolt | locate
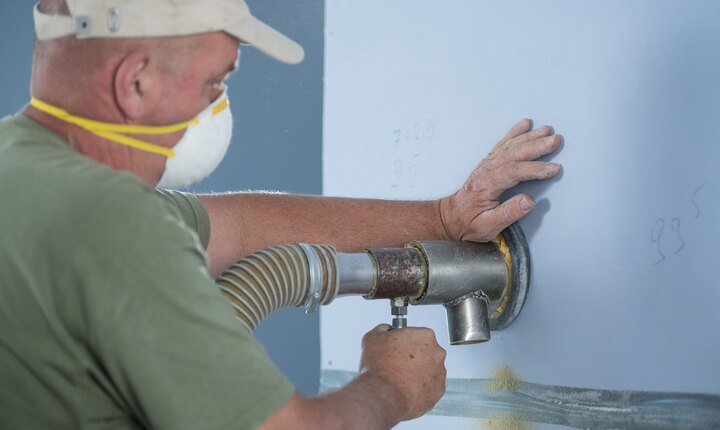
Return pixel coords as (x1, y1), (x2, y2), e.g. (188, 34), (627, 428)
(390, 297), (409, 329)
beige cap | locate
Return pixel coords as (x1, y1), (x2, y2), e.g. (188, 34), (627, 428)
(33, 0), (304, 64)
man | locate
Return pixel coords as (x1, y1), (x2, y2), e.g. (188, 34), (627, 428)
(0, 0), (562, 428)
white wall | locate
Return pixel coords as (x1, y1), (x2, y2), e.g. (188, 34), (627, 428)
(321, 1), (720, 428)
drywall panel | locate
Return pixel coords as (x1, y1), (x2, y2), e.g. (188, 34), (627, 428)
(321, 1), (720, 428)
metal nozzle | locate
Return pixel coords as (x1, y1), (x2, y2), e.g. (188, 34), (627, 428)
(335, 223), (531, 346)
(444, 292), (491, 345)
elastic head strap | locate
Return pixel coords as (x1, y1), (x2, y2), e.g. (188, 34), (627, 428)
(28, 98), (203, 158)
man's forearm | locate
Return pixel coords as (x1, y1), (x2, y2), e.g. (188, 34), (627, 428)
(258, 373), (404, 430)
(198, 192), (447, 277)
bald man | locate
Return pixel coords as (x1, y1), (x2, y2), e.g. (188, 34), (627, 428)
(0, 1), (562, 429)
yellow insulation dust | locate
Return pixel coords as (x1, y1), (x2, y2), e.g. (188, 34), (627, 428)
(488, 364), (522, 394)
(481, 364), (533, 430)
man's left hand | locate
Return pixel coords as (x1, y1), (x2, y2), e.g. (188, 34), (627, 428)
(439, 118), (562, 242)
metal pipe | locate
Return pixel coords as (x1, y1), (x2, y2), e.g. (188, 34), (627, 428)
(363, 247), (427, 301)
(407, 241), (508, 305)
(213, 224), (530, 348)
(336, 252), (376, 297)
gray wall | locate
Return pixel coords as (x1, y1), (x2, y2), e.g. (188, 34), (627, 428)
(0, 1), (323, 395)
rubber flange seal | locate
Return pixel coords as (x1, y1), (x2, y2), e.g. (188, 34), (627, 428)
(489, 222), (531, 330)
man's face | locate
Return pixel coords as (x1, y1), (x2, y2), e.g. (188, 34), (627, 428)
(151, 31), (240, 135)
(134, 31), (240, 153)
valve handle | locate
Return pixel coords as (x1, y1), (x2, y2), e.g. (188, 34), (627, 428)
(390, 297), (409, 329)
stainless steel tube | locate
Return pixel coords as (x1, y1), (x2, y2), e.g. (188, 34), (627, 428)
(444, 292), (491, 345)
(336, 252), (376, 297)
(407, 241), (509, 305)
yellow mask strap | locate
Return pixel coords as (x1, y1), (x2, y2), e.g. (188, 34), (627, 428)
(29, 98), (201, 158)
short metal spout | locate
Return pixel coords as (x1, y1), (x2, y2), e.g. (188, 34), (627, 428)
(444, 292), (491, 345)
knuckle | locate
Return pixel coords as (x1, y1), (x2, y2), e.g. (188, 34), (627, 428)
(497, 160), (517, 177)
(536, 136), (555, 156)
(538, 125), (553, 136)
(508, 160), (522, 171)
(482, 156), (500, 171)
(501, 204), (519, 224)
(503, 136), (517, 149)
(436, 351), (447, 364)
(502, 143), (517, 156)
(361, 332), (373, 346)
(518, 162), (541, 180)
(533, 140), (549, 159)
(464, 170), (484, 188)
(536, 164), (554, 179)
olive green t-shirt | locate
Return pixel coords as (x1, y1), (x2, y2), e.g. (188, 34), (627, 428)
(0, 114), (294, 429)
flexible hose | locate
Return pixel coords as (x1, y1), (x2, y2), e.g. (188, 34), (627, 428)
(216, 244), (339, 331)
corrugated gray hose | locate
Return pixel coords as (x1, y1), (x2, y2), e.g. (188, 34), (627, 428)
(215, 244), (339, 332)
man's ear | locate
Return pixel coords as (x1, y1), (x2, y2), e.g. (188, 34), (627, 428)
(114, 49), (162, 122)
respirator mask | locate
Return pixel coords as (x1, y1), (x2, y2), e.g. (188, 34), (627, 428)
(30, 90), (233, 189)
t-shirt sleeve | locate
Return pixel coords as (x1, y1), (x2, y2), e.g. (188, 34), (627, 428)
(155, 189), (211, 250)
(72, 186), (293, 430)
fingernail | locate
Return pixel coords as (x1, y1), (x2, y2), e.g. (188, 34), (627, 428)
(548, 164), (562, 176)
(519, 196), (534, 211)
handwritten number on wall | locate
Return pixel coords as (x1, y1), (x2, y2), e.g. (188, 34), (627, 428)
(671, 218), (685, 255)
(651, 182), (704, 266)
(651, 219), (666, 265)
(692, 184), (705, 218)
(393, 130), (401, 149)
(391, 119), (435, 189)
(425, 119), (436, 140)
(392, 159), (402, 188)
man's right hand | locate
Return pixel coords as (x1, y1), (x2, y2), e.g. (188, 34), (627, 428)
(359, 324), (447, 421)
(258, 324), (447, 430)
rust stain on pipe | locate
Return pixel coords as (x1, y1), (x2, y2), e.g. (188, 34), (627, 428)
(364, 248), (427, 300)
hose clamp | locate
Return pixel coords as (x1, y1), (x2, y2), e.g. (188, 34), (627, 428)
(299, 243), (322, 315)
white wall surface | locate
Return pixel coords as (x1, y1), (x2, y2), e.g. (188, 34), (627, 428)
(321, 1), (720, 428)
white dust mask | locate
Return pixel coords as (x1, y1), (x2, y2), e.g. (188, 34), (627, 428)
(29, 89), (234, 189)
(158, 90), (233, 189)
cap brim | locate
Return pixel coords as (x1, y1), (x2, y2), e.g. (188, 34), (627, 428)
(226, 16), (305, 65)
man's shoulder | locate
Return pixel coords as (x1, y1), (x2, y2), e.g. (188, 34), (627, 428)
(0, 114), (141, 199)
(55, 170), (199, 261)
(0, 113), (198, 256)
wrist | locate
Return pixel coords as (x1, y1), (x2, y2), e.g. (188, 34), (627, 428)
(437, 197), (456, 241)
(354, 371), (405, 427)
